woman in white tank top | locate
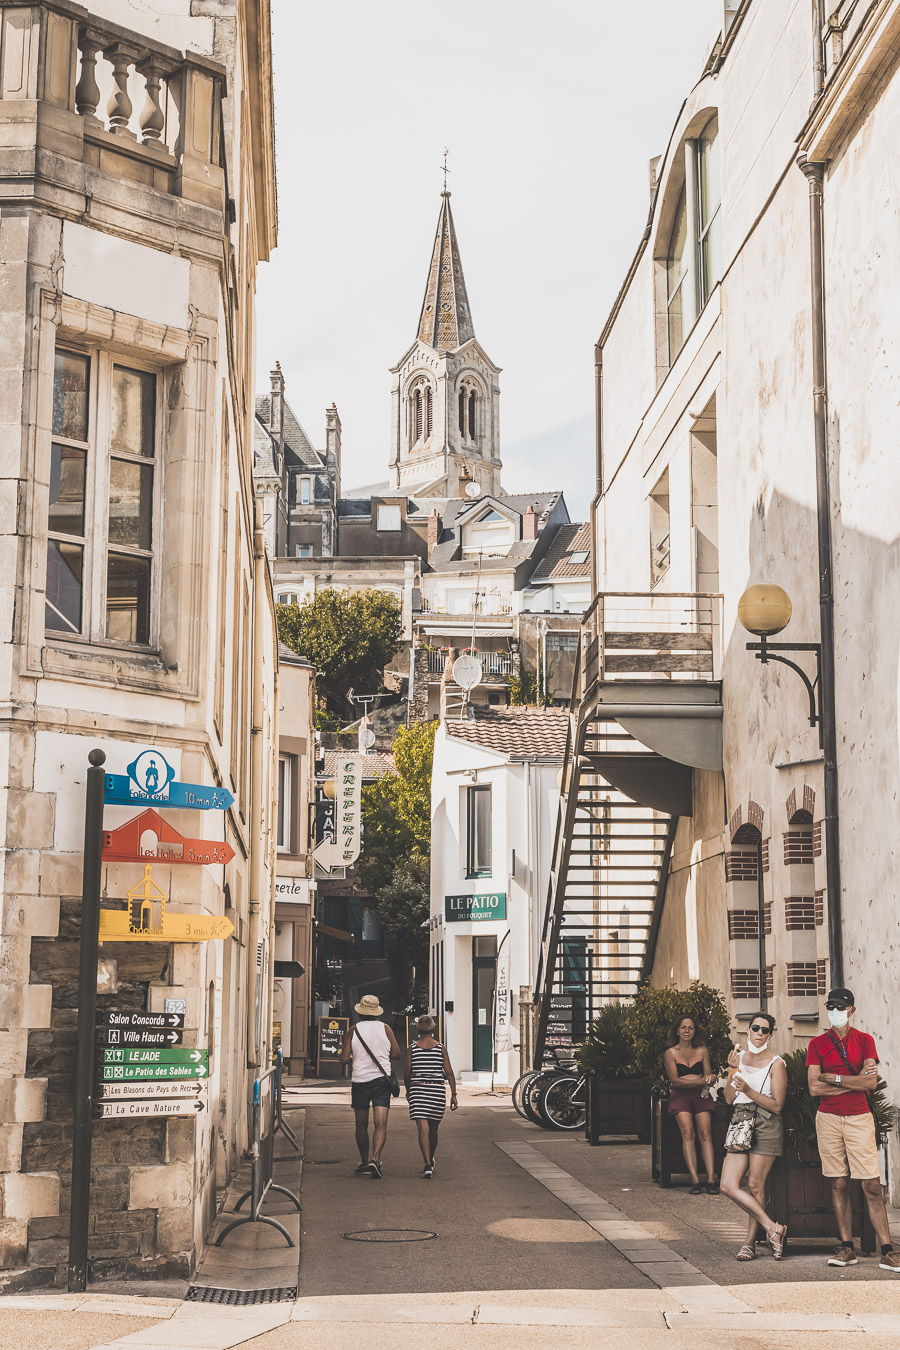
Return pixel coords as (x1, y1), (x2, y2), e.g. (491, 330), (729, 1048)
(720, 1010), (788, 1261)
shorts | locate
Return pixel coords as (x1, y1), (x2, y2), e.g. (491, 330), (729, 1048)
(749, 1107), (783, 1157)
(816, 1110), (879, 1179)
(351, 1079), (391, 1111)
(668, 1088), (715, 1117)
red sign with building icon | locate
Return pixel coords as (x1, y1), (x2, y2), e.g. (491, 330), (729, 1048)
(102, 809), (234, 866)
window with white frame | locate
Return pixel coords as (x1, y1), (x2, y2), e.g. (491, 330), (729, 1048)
(666, 114), (721, 364)
(377, 504), (401, 531)
(46, 349), (159, 645)
(462, 507), (514, 558)
(279, 591), (301, 606)
(466, 783), (492, 878)
(276, 754), (292, 851)
(299, 477), (311, 504)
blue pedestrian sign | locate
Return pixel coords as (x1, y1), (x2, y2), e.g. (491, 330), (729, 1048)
(104, 749), (233, 811)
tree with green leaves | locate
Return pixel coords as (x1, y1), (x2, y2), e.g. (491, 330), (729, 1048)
(276, 588), (402, 718)
(358, 720), (436, 969)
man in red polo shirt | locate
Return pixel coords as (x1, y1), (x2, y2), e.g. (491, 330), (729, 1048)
(806, 986), (898, 1270)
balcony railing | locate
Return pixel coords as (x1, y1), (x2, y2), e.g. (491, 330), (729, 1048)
(580, 592), (722, 698)
(418, 595), (514, 617)
(425, 648), (513, 677)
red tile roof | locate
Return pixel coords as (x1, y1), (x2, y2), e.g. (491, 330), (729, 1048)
(446, 706), (568, 758)
(530, 522), (592, 582)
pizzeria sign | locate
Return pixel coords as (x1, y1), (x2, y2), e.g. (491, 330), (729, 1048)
(444, 893), (506, 923)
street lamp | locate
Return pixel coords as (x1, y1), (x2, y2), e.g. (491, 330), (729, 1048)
(737, 584), (822, 745)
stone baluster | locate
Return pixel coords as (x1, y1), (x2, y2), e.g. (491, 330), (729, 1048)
(74, 28), (105, 122)
(105, 43), (140, 137)
(137, 57), (169, 145)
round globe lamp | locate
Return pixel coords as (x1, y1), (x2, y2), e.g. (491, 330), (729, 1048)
(322, 778), (337, 801)
(737, 585), (793, 637)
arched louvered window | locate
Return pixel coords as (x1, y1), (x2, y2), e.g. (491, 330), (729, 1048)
(414, 388), (423, 443)
(425, 387), (433, 438)
(468, 390), (476, 440)
(458, 390), (466, 436)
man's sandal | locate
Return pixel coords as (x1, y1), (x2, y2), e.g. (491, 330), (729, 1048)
(768, 1223), (787, 1259)
(736, 1243), (756, 1261)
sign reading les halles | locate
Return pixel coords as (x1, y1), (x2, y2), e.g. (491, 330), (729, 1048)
(103, 809), (235, 866)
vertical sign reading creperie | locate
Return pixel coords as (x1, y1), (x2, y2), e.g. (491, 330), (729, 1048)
(315, 757), (361, 870)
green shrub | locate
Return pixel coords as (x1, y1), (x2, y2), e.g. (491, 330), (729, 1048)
(780, 1048), (893, 1158)
(576, 1002), (637, 1079)
(629, 981), (732, 1087)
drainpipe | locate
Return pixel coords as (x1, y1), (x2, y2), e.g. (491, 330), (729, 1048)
(756, 837), (768, 1011)
(590, 344), (602, 596)
(811, 0), (826, 107)
(798, 156), (843, 986)
(247, 500), (271, 1068)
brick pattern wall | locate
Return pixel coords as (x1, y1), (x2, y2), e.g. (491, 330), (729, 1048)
(785, 895), (816, 931)
(727, 905), (772, 939)
(730, 966), (774, 999)
(813, 821), (823, 856)
(725, 850), (758, 882)
(814, 889), (824, 925)
(787, 960), (827, 997)
(783, 829), (814, 866)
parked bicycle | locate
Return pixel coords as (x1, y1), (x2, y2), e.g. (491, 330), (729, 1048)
(512, 1050), (583, 1131)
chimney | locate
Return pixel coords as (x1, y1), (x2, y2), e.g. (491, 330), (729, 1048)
(427, 508), (441, 552)
(522, 505), (538, 542)
(325, 402), (341, 498)
(269, 362), (284, 437)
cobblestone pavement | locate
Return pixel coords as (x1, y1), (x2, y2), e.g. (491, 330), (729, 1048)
(3, 1088), (900, 1349)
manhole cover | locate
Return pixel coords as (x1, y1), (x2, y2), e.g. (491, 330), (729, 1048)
(342, 1229), (437, 1243)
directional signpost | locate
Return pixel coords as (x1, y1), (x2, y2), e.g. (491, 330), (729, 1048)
(103, 750), (234, 810)
(102, 1027), (183, 1047)
(98, 1061), (209, 1082)
(98, 1079), (207, 1101)
(95, 1099), (206, 1119)
(103, 1011), (184, 1030)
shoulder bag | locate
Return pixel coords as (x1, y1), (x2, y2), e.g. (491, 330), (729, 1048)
(724, 1059), (773, 1153)
(353, 1025), (401, 1098)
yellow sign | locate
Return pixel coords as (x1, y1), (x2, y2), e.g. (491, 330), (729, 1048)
(126, 864), (167, 935)
(99, 909), (234, 943)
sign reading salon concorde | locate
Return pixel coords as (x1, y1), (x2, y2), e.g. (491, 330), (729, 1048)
(445, 893), (507, 923)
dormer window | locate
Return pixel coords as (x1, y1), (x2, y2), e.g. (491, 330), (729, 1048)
(462, 507), (514, 558)
(299, 477), (311, 505)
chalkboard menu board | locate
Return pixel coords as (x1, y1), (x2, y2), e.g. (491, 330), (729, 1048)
(545, 995), (574, 1050)
(317, 1016), (348, 1071)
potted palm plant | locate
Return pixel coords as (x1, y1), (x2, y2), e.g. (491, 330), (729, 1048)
(772, 1048), (891, 1252)
(626, 981), (733, 1186)
(576, 1003), (649, 1145)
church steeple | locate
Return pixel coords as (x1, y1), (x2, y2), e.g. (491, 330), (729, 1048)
(416, 193), (475, 351)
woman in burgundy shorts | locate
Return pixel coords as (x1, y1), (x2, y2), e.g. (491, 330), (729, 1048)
(663, 1015), (719, 1194)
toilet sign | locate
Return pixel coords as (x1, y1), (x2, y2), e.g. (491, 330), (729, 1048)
(104, 749), (233, 810)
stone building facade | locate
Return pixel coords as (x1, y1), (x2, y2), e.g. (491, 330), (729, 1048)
(535, 0), (900, 1194)
(0, 0), (279, 1282)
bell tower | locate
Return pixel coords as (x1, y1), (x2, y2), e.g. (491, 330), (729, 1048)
(389, 192), (502, 498)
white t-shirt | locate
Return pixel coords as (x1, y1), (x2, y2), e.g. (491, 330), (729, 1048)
(350, 1020), (392, 1083)
(734, 1051), (781, 1105)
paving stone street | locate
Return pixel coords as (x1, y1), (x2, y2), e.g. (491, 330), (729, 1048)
(4, 1087), (900, 1349)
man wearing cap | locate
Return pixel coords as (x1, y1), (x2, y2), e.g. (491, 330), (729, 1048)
(806, 987), (899, 1270)
(340, 993), (401, 1178)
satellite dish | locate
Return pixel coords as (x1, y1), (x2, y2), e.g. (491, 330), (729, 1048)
(273, 982), (286, 1013)
(452, 655), (483, 690)
(360, 728), (376, 750)
(464, 481), (482, 499)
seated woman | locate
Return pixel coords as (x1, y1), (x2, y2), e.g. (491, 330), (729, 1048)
(663, 1015), (719, 1194)
(720, 1010), (787, 1260)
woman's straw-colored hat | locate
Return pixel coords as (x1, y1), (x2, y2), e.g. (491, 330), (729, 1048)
(354, 994), (384, 1016)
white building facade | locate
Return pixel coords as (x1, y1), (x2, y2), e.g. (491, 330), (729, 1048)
(429, 708), (566, 1084)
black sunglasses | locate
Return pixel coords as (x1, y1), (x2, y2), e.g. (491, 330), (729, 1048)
(749, 1023), (770, 1033)
(825, 1001), (850, 1011)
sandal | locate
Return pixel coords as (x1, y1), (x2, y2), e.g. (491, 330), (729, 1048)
(736, 1243), (756, 1261)
(768, 1222), (787, 1260)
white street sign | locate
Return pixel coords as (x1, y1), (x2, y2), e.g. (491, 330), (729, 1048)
(95, 1098), (206, 1119)
(315, 756), (362, 869)
(97, 1080), (207, 1100)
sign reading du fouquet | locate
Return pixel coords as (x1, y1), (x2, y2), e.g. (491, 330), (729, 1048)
(315, 757), (361, 870)
(444, 893), (507, 922)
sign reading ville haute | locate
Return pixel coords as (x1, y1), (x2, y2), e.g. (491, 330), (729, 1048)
(445, 893), (507, 922)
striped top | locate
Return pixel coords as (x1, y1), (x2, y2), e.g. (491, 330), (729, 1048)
(410, 1042), (446, 1082)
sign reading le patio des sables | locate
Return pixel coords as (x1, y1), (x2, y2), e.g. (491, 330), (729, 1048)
(445, 893), (507, 922)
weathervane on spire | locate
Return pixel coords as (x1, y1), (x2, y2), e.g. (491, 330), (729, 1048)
(441, 146), (450, 194)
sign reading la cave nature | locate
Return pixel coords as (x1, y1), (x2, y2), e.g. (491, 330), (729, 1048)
(445, 893), (507, 923)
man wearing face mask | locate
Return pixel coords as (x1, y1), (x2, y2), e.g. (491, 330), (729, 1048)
(806, 987), (899, 1270)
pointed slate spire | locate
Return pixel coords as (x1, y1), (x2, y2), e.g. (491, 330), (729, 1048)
(416, 192), (475, 351)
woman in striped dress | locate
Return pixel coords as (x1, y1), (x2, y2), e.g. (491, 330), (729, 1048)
(405, 1015), (458, 1178)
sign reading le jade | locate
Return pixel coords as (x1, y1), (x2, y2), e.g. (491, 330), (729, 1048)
(445, 893), (507, 922)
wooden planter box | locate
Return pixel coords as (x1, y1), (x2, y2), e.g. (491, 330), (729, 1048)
(651, 1087), (729, 1187)
(585, 1075), (650, 1145)
(772, 1148), (876, 1254)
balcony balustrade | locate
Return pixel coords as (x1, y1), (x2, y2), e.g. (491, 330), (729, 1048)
(425, 648), (513, 677)
(418, 594), (514, 617)
(580, 591), (722, 699)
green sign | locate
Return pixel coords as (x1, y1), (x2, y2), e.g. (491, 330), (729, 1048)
(101, 1047), (208, 1068)
(98, 1062), (209, 1082)
(445, 893), (507, 922)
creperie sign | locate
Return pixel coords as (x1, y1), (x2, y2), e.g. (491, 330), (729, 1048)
(315, 757), (361, 870)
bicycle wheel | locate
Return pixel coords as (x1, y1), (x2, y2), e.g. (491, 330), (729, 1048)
(541, 1074), (587, 1131)
(523, 1070), (563, 1127)
(512, 1071), (541, 1119)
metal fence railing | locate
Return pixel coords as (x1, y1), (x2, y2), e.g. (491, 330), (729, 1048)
(215, 1053), (301, 1248)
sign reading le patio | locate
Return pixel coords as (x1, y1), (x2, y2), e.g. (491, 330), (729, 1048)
(445, 893), (507, 922)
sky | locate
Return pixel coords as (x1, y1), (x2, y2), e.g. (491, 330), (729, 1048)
(255, 1), (724, 521)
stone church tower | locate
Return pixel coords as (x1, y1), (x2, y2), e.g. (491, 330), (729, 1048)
(389, 193), (502, 498)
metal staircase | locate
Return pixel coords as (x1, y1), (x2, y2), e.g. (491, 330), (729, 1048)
(533, 592), (723, 1065)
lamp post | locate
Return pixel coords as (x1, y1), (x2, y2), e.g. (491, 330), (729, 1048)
(737, 584), (842, 983)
